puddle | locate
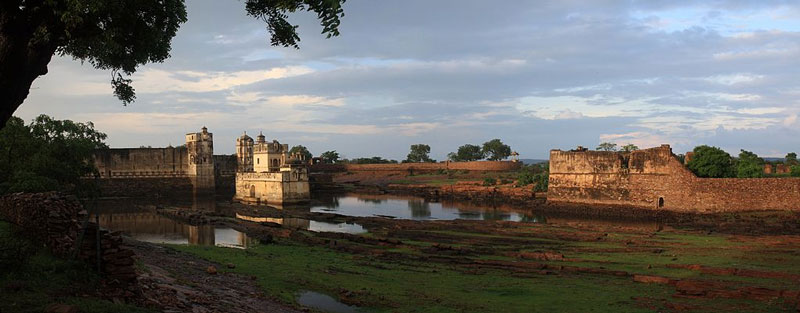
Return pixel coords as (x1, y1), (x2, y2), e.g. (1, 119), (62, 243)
(236, 214), (367, 234)
(296, 291), (359, 313)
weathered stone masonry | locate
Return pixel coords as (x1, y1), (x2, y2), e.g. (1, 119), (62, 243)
(548, 145), (800, 212)
(91, 127), (237, 196)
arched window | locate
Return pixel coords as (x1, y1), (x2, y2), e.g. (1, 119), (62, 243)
(657, 197), (664, 208)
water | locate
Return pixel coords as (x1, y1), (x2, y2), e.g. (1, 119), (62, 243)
(94, 210), (257, 249)
(235, 214), (367, 234)
(296, 291), (359, 313)
(311, 194), (542, 222)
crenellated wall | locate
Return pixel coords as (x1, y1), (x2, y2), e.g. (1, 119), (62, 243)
(548, 145), (800, 212)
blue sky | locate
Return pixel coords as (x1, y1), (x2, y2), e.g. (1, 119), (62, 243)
(14, 0), (800, 159)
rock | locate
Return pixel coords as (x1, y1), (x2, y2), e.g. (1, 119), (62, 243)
(44, 304), (79, 313)
(226, 263), (236, 269)
(206, 265), (218, 275)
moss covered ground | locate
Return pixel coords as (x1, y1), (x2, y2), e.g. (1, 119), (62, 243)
(172, 220), (800, 312)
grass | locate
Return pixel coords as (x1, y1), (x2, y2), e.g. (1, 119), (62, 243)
(172, 236), (797, 313)
(0, 221), (154, 313)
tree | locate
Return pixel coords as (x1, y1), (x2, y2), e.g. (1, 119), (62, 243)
(687, 145), (735, 178)
(786, 152), (798, 166)
(736, 149), (764, 178)
(289, 145), (313, 160)
(406, 144), (433, 163)
(482, 139), (511, 161)
(447, 144), (484, 162)
(621, 144), (639, 152)
(320, 150), (339, 164)
(596, 142), (617, 151)
(0, 114), (107, 195)
(0, 0), (346, 129)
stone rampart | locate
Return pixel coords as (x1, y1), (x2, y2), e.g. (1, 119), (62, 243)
(0, 192), (137, 284)
(548, 145), (800, 212)
(94, 148), (189, 178)
(310, 161), (521, 173)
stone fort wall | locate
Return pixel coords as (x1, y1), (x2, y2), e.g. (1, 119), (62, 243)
(548, 145), (800, 212)
(310, 161), (522, 173)
(92, 148), (237, 196)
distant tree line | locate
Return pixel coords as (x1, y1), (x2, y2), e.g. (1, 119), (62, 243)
(312, 139), (514, 164)
(686, 145), (799, 178)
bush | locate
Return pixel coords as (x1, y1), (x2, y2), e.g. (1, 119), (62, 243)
(792, 165), (800, 177)
(500, 179), (512, 185)
(532, 173), (549, 192)
(482, 177), (496, 186)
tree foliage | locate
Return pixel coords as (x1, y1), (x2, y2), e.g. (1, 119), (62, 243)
(620, 144), (639, 152)
(786, 152), (798, 166)
(687, 145), (735, 178)
(346, 157), (397, 164)
(447, 144), (484, 162)
(289, 145), (313, 160)
(517, 163), (549, 192)
(406, 144), (434, 163)
(0, 0), (347, 129)
(0, 115), (107, 195)
(736, 149), (764, 178)
(482, 139), (511, 161)
(320, 150), (339, 164)
(596, 142), (617, 151)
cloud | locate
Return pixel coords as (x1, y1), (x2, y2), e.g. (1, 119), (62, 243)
(134, 66), (313, 93)
(13, 0), (800, 160)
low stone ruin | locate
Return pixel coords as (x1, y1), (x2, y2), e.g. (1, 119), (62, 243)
(0, 192), (137, 287)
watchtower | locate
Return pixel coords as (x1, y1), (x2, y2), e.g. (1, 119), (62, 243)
(186, 126), (215, 191)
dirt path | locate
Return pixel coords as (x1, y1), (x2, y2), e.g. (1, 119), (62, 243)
(129, 239), (301, 313)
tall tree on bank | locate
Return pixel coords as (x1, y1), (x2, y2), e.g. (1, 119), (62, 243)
(406, 144), (434, 163)
(687, 145), (735, 178)
(482, 139), (511, 161)
(0, 0), (346, 129)
(447, 144), (484, 162)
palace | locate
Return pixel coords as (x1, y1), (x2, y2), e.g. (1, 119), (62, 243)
(233, 131), (311, 204)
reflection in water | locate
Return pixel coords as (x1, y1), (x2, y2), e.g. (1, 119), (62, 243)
(296, 291), (358, 313)
(408, 200), (431, 218)
(310, 194), (538, 221)
(94, 209), (256, 249)
(235, 214), (367, 234)
(309, 194), (662, 230)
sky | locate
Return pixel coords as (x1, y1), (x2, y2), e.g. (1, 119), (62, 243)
(14, 0), (800, 159)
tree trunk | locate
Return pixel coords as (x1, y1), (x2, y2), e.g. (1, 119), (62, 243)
(0, 8), (57, 130)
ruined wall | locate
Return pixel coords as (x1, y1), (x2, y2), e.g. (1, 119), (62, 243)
(310, 161), (521, 173)
(548, 145), (800, 212)
(0, 193), (137, 284)
(94, 148), (190, 178)
(92, 148), (238, 196)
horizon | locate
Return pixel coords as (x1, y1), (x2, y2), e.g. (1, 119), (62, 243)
(13, 0), (800, 159)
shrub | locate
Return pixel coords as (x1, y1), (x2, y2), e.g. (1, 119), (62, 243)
(533, 173), (549, 192)
(482, 177), (496, 186)
(791, 165), (800, 177)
